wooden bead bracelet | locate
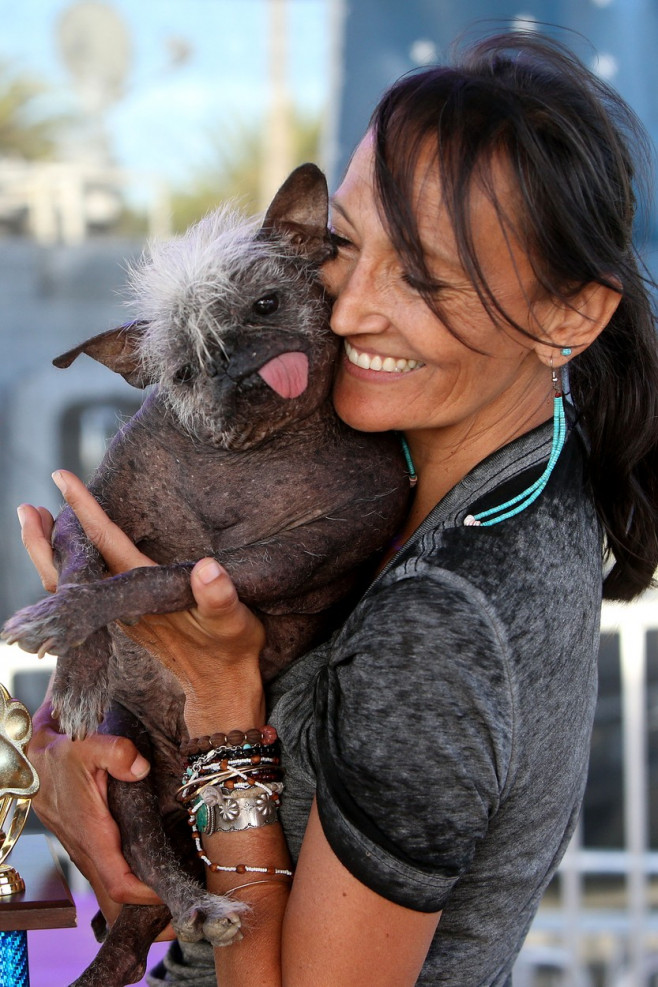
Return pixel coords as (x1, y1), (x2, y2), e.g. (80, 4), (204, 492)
(191, 824), (293, 877)
(180, 725), (278, 758)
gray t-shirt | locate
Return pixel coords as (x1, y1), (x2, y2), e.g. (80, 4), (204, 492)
(147, 421), (602, 986)
(269, 420), (602, 985)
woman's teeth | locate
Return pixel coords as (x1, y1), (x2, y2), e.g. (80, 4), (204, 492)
(344, 341), (423, 374)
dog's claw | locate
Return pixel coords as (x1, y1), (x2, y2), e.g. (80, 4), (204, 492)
(203, 911), (244, 947)
(37, 639), (55, 659)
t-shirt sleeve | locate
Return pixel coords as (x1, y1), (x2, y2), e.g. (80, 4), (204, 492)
(275, 571), (514, 912)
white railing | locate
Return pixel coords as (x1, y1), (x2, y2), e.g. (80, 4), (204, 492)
(0, 159), (171, 244)
(0, 641), (56, 699)
(518, 595), (658, 986)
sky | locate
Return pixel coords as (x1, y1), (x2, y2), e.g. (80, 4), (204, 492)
(0, 0), (330, 188)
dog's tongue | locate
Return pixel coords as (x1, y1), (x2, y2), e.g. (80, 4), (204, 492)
(257, 351), (309, 399)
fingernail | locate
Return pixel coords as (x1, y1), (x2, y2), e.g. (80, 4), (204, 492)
(197, 559), (222, 584)
(16, 506), (26, 529)
(130, 754), (150, 778)
(51, 470), (67, 494)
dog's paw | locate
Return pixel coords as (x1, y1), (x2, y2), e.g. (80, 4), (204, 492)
(51, 655), (109, 739)
(203, 910), (244, 947)
(51, 685), (106, 740)
(2, 589), (96, 656)
(173, 893), (246, 947)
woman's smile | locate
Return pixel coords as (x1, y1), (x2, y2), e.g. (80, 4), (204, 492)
(343, 340), (425, 375)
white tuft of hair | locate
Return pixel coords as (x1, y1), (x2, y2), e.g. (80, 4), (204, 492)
(126, 206), (273, 369)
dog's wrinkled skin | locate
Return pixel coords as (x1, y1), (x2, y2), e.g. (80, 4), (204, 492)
(3, 164), (409, 987)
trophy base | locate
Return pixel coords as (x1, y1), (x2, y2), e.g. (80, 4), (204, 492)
(0, 865), (24, 897)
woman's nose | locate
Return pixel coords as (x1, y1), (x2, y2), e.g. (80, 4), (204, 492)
(328, 257), (390, 338)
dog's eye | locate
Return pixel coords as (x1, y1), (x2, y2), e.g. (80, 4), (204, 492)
(173, 363), (196, 383)
(253, 293), (280, 316)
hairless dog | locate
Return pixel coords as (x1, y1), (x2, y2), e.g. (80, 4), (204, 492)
(3, 164), (409, 986)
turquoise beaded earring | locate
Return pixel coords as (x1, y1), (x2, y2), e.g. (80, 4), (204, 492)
(463, 357), (568, 527)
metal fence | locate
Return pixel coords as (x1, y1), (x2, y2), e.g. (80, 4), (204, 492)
(518, 596), (658, 986)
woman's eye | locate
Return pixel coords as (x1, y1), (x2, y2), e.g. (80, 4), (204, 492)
(253, 293), (280, 316)
(329, 229), (352, 249)
(402, 272), (445, 294)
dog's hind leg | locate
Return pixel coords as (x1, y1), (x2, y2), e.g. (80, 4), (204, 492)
(69, 903), (172, 987)
(108, 770), (245, 948)
(106, 705), (245, 943)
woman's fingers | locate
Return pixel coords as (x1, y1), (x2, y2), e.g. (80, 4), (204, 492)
(29, 710), (161, 908)
(52, 470), (154, 574)
(190, 560), (266, 656)
(116, 562), (266, 697)
(18, 504), (58, 591)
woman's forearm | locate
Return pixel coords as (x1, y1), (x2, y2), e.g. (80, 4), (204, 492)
(183, 670), (288, 986)
(204, 824), (289, 985)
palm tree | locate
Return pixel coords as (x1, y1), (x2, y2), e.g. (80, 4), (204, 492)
(170, 110), (323, 232)
(0, 60), (70, 160)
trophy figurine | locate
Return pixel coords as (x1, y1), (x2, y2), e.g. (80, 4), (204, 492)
(0, 682), (39, 985)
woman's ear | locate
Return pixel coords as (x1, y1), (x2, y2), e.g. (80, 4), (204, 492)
(533, 281), (622, 367)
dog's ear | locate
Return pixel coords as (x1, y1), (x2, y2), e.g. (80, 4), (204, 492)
(53, 321), (153, 388)
(259, 163), (334, 263)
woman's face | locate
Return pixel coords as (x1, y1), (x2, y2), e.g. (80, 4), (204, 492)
(323, 136), (554, 457)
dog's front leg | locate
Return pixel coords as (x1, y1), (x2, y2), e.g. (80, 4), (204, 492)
(2, 505), (116, 738)
(2, 563), (196, 657)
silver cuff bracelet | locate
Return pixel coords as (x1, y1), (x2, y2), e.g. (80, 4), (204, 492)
(197, 792), (280, 834)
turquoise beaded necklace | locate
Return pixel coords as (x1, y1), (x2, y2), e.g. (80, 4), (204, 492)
(398, 434), (418, 487)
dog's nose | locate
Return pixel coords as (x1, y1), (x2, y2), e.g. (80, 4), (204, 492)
(207, 351), (231, 378)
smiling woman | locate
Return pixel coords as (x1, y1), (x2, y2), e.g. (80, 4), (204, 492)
(15, 30), (658, 987)
(326, 137), (567, 516)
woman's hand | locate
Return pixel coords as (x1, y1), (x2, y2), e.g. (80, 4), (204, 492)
(29, 699), (163, 918)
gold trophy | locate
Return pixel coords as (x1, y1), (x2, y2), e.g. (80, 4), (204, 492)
(0, 683), (39, 895)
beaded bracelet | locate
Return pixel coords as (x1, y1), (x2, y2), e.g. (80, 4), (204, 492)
(177, 762), (283, 805)
(184, 744), (279, 769)
(180, 725), (278, 758)
(180, 751), (281, 775)
(181, 725), (284, 835)
(191, 824), (293, 877)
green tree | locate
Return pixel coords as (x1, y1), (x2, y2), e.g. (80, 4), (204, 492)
(170, 110), (323, 232)
(0, 61), (69, 160)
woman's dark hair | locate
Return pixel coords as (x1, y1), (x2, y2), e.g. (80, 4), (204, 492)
(370, 31), (658, 602)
